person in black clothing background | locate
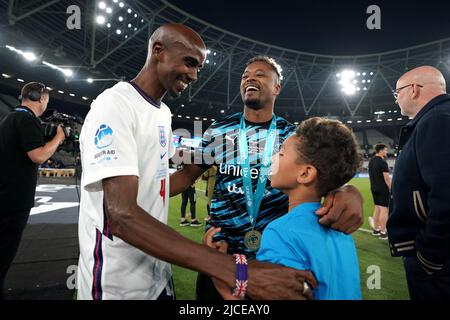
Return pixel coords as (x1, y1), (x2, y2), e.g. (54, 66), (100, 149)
(0, 82), (65, 299)
(368, 143), (391, 240)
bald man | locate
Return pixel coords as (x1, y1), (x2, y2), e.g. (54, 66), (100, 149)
(77, 24), (315, 300)
(388, 66), (450, 300)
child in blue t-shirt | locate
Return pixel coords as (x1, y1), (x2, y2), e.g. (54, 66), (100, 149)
(205, 117), (362, 300)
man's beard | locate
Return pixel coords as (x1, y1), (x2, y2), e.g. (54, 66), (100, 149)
(244, 97), (264, 110)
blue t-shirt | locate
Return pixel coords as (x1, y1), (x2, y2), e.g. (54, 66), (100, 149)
(199, 112), (296, 257)
(257, 202), (362, 300)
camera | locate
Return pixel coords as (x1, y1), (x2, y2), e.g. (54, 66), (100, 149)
(41, 109), (83, 152)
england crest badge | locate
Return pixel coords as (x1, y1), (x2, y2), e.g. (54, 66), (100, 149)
(159, 126), (167, 147)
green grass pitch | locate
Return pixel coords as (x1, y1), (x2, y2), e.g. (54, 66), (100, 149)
(168, 178), (410, 300)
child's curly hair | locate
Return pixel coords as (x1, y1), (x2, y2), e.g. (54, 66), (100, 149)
(294, 117), (362, 197)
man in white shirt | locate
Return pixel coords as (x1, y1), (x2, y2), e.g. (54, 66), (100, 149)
(77, 23), (316, 300)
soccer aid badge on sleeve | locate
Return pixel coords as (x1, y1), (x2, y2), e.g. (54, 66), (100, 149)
(93, 124), (117, 164)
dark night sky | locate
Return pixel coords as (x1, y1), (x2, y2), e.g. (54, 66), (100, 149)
(168, 0), (450, 55)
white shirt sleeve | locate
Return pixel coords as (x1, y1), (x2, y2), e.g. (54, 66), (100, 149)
(81, 90), (139, 192)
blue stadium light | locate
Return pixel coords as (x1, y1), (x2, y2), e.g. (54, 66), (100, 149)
(98, 2), (106, 10)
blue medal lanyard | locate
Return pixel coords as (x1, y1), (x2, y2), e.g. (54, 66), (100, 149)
(238, 114), (277, 228)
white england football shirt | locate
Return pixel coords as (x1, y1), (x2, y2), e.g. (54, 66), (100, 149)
(77, 81), (175, 300)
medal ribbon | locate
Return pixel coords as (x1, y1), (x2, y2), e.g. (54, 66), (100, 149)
(239, 114), (277, 229)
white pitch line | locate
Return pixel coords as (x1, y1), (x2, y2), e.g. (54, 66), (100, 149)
(358, 227), (372, 234)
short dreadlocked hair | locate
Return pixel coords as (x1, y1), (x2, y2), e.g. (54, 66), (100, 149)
(246, 56), (283, 84)
(294, 117), (362, 197)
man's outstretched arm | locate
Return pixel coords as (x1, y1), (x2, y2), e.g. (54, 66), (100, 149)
(103, 175), (316, 299)
(169, 164), (207, 197)
(316, 184), (364, 234)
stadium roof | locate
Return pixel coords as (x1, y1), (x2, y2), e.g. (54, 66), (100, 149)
(1, 0), (449, 126)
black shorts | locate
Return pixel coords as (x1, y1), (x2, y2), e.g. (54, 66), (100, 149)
(371, 190), (389, 207)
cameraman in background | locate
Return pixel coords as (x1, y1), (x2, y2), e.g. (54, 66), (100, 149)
(0, 82), (65, 300)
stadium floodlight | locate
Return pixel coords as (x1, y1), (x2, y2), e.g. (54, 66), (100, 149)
(113, 0), (118, 3)
(119, 2), (124, 8)
(211, 119), (216, 121)
(206, 60), (210, 64)
(177, 115), (182, 118)
(397, 118), (403, 121)
(213, 52), (217, 56)
(82, 96), (89, 100)
(17, 78), (24, 82)
(186, 116), (191, 119)
(206, 49), (211, 54)
(203, 118), (207, 121)
(69, 93), (75, 97)
(107, 23), (111, 28)
(58, 90), (64, 94)
(362, 72), (366, 76)
(23, 52), (37, 61)
(96, 15), (106, 25)
(370, 72), (374, 75)
(366, 120), (371, 123)
(116, 29), (122, 35)
(181, 104), (185, 107)
(6, 45), (37, 62)
(220, 110), (225, 113)
(127, 8), (132, 14)
(46, 87), (53, 91)
(2, 73), (11, 78)
(125, 35), (128, 39)
(387, 119), (393, 121)
(87, 78), (94, 83)
(134, 14), (137, 18)
(347, 120), (353, 124)
(357, 120), (362, 123)
(336, 73), (341, 77)
(118, 16), (123, 21)
(42, 61), (74, 77)
(374, 111), (385, 115)
(98, 2), (106, 10)
(195, 117), (200, 120)
(106, 7), (112, 14)
(63, 69), (73, 77)
(128, 23), (132, 28)
(376, 119), (383, 122)
(337, 69), (357, 95)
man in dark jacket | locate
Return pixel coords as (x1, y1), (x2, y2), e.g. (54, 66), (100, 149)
(0, 82), (65, 299)
(388, 66), (450, 300)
